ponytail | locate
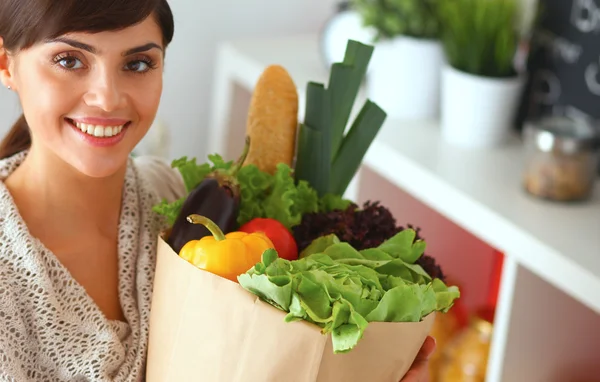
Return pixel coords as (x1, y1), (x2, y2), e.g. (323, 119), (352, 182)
(0, 114), (31, 159)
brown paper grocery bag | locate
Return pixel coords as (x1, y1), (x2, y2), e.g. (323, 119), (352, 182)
(147, 235), (435, 382)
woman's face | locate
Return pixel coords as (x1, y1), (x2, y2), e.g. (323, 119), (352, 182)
(0, 16), (165, 178)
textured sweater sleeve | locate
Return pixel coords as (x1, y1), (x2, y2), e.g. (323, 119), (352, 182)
(133, 155), (187, 202)
(0, 327), (28, 381)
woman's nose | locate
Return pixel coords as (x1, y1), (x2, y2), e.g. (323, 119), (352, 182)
(83, 71), (126, 112)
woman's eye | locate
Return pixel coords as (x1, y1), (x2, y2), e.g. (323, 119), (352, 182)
(58, 57), (83, 70)
(126, 60), (150, 73)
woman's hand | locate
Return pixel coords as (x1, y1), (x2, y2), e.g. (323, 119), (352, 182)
(400, 336), (436, 382)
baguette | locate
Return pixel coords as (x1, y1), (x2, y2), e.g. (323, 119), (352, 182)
(244, 65), (299, 175)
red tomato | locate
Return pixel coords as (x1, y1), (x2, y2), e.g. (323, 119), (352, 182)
(238, 218), (298, 261)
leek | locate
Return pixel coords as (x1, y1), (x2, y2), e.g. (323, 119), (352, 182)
(294, 39), (386, 197)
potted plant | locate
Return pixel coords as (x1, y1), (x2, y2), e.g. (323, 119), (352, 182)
(438, 0), (526, 148)
(352, 0), (444, 120)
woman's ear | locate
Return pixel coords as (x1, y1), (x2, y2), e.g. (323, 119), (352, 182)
(0, 37), (15, 90)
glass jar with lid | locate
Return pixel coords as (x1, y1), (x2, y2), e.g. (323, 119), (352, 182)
(522, 116), (600, 202)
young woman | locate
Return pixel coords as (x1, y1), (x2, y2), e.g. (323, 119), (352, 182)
(0, 1), (434, 380)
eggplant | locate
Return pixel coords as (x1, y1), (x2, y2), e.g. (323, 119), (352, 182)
(167, 137), (250, 254)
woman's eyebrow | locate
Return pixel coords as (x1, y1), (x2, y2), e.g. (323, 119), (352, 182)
(123, 43), (163, 56)
(45, 37), (163, 55)
(47, 37), (96, 53)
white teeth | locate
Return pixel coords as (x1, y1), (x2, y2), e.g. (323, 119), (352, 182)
(73, 121), (125, 138)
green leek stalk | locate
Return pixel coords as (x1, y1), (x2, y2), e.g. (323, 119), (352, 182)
(294, 39), (387, 197)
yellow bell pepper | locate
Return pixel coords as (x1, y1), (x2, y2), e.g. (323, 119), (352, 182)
(179, 214), (275, 282)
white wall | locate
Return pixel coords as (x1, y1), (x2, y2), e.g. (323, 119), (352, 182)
(0, 0), (339, 160)
(0, 88), (21, 136)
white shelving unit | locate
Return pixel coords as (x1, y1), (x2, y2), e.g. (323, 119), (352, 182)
(207, 34), (600, 382)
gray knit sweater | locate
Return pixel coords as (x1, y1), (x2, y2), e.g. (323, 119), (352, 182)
(0, 151), (185, 381)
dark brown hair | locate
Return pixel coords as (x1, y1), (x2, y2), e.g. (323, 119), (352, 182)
(0, 0), (175, 159)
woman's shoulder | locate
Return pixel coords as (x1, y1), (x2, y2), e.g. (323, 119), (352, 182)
(132, 155), (186, 203)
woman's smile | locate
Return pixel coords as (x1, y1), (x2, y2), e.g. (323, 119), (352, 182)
(66, 117), (132, 148)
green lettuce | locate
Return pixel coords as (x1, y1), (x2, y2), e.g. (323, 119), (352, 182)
(153, 153), (350, 230)
(237, 163), (320, 229)
(152, 197), (185, 227)
(238, 230), (460, 354)
(174, 155), (233, 193)
(151, 155), (234, 225)
(318, 193), (354, 213)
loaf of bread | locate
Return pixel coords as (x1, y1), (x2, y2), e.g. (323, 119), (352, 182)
(243, 65), (299, 175)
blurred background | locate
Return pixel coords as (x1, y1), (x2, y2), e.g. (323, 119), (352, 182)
(0, 0), (568, 161)
(1, 0), (599, 381)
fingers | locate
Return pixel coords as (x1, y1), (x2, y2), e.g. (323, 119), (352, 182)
(415, 336), (437, 363)
(400, 336), (437, 382)
(401, 369), (426, 382)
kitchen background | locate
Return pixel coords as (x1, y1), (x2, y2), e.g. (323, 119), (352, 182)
(0, 0), (541, 161)
(1, 0), (599, 381)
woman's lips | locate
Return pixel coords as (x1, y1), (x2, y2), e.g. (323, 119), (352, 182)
(73, 121), (125, 138)
(66, 118), (130, 147)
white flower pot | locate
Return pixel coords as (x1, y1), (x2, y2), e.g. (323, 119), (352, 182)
(366, 36), (443, 120)
(440, 65), (525, 148)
